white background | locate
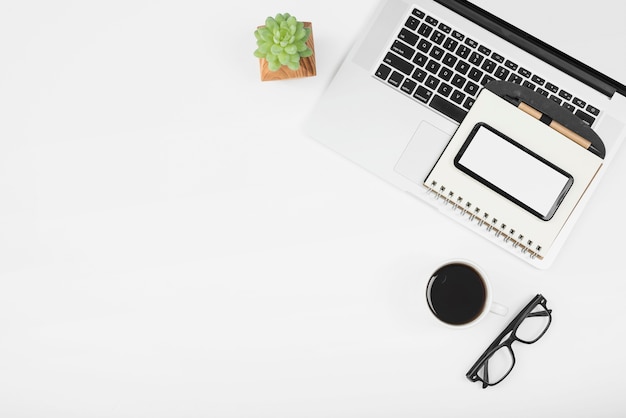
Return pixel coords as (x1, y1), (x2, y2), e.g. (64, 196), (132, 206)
(1, 1), (625, 417)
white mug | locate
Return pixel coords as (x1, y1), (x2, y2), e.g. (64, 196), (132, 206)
(426, 259), (508, 329)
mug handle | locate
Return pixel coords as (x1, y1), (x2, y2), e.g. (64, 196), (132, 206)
(490, 301), (508, 316)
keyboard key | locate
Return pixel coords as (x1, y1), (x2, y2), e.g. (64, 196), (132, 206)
(401, 78), (417, 94)
(414, 85), (433, 103)
(438, 23), (451, 33)
(417, 39), (432, 53)
(463, 97), (475, 110)
(412, 68), (427, 82)
(586, 104), (600, 116)
(562, 102), (575, 112)
(573, 97), (586, 108)
(405, 16), (420, 31)
(481, 75), (495, 86)
(531, 75), (545, 85)
(494, 66), (509, 80)
(388, 70), (404, 87)
(508, 73), (522, 84)
(442, 53), (457, 67)
(504, 59), (518, 70)
(481, 59), (496, 73)
(418, 22), (433, 37)
(478, 45), (491, 55)
(429, 95), (467, 123)
(456, 45), (471, 59)
(438, 82), (453, 97)
(412, 8), (425, 18)
(464, 81), (479, 95)
(575, 109), (596, 126)
(452, 30), (464, 41)
(545, 82), (559, 93)
(439, 67), (453, 81)
(429, 46), (445, 60)
(375, 64), (392, 80)
(522, 80), (535, 90)
(391, 40), (415, 60)
(465, 37), (478, 48)
(468, 67), (483, 82)
(439, 67), (454, 81)
(425, 59), (441, 74)
(443, 38), (459, 52)
(398, 28), (419, 46)
(384, 52), (415, 75)
(558, 90), (572, 101)
(518, 67), (531, 78)
(450, 90), (466, 104)
(455, 60), (470, 75)
(468, 52), (483, 66)
(536, 88), (549, 97)
(425, 16), (438, 26)
(451, 74), (466, 88)
(413, 52), (428, 66)
(491, 52), (505, 63)
(431, 30), (445, 45)
(425, 74), (440, 89)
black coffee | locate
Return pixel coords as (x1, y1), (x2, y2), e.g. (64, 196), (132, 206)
(426, 262), (487, 325)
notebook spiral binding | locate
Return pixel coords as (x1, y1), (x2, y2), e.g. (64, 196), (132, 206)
(425, 180), (543, 260)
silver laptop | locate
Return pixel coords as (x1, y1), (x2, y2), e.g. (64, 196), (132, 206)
(303, 0), (626, 268)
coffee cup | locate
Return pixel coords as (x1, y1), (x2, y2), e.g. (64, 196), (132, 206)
(426, 259), (508, 328)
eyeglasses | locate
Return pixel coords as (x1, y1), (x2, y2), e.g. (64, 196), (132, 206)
(466, 294), (552, 388)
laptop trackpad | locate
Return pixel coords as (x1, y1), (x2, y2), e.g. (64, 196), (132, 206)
(394, 121), (452, 184)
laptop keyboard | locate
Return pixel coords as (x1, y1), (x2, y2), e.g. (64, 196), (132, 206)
(374, 7), (601, 126)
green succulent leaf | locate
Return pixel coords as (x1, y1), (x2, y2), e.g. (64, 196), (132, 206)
(256, 43), (270, 55)
(295, 41), (307, 52)
(257, 27), (272, 42)
(287, 60), (300, 71)
(268, 61), (282, 71)
(278, 52), (289, 65)
(265, 17), (278, 31)
(270, 44), (283, 55)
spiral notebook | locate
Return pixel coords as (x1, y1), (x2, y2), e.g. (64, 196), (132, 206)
(423, 86), (603, 265)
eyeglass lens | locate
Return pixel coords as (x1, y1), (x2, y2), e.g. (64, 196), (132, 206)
(515, 303), (551, 343)
(477, 345), (514, 385)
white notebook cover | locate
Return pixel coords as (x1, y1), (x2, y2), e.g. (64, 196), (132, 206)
(423, 88), (603, 268)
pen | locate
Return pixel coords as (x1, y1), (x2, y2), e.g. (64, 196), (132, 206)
(517, 102), (601, 155)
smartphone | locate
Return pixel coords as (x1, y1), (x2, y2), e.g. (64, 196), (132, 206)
(454, 123), (573, 221)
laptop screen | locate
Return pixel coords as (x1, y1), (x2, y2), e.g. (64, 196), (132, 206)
(471, 0), (626, 88)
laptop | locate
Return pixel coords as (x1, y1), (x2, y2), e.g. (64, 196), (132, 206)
(303, 0), (626, 268)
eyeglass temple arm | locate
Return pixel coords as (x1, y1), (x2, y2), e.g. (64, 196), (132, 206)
(482, 359), (490, 388)
(527, 309), (551, 318)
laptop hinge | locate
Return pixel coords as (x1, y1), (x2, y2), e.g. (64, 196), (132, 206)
(434, 0), (626, 98)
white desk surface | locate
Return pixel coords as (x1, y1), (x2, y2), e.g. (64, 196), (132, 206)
(1, 1), (625, 417)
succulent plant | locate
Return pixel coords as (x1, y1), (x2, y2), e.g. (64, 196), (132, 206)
(253, 13), (313, 71)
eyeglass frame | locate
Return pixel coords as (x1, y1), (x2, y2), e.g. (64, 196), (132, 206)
(466, 293), (552, 388)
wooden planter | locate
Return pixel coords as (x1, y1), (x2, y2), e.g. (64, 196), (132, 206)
(258, 22), (316, 81)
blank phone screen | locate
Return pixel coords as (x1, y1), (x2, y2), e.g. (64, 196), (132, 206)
(454, 123), (573, 221)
